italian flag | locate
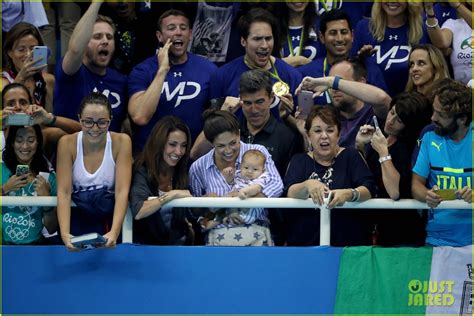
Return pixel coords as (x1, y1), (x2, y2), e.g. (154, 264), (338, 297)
(334, 246), (472, 315)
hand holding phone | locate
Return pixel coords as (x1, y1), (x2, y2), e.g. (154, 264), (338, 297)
(6, 113), (33, 126)
(297, 90), (314, 118)
(435, 189), (458, 200)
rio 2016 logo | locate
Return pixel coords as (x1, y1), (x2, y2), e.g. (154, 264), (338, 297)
(460, 36), (474, 50)
(408, 279), (455, 306)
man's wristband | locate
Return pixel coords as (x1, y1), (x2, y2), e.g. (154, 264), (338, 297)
(332, 76), (341, 90)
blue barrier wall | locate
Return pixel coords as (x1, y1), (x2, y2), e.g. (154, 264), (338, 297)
(3, 244), (343, 314)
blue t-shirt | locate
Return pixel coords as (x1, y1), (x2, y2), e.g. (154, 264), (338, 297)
(352, 18), (430, 97)
(424, 4), (458, 27)
(314, 1), (373, 30)
(298, 57), (388, 105)
(281, 26), (324, 62)
(412, 125), (472, 247)
(53, 59), (128, 132)
(210, 56), (302, 119)
(128, 53), (217, 151)
(1, 164), (57, 244)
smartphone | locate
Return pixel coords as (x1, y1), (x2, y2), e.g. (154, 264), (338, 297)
(16, 165), (30, 177)
(372, 115), (380, 130)
(32, 46), (48, 67)
(435, 189), (457, 200)
(6, 113), (33, 126)
(297, 90), (314, 118)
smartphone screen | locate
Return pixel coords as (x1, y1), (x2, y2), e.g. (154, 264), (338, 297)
(6, 113), (33, 126)
(372, 115), (380, 130)
(16, 165), (30, 177)
(297, 90), (314, 118)
(32, 46), (48, 67)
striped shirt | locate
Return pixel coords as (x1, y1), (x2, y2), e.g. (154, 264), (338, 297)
(189, 142), (283, 223)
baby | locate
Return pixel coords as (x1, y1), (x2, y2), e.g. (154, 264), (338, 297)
(201, 149), (268, 229)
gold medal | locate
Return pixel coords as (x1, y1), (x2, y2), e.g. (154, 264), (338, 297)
(272, 81), (290, 97)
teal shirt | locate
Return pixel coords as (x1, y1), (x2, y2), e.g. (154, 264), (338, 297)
(1, 163), (57, 244)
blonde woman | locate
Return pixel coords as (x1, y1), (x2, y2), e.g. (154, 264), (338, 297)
(405, 44), (450, 98)
(423, 1), (472, 86)
(352, 1), (429, 97)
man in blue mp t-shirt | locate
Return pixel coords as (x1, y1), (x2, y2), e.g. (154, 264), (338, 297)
(412, 78), (472, 247)
(53, 1), (127, 132)
(298, 9), (387, 106)
(127, 9), (217, 153)
(209, 7), (302, 123)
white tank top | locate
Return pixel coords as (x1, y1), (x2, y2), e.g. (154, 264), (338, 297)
(72, 131), (115, 193)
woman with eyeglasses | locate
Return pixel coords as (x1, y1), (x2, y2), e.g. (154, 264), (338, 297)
(1, 124), (57, 245)
(56, 93), (132, 251)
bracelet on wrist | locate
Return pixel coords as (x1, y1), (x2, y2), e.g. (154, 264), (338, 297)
(454, 3), (461, 10)
(427, 13), (436, 19)
(47, 113), (57, 126)
(425, 18), (439, 28)
(158, 193), (169, 205)
(378, 155), (392, 164)
(350, 188), (360, 202)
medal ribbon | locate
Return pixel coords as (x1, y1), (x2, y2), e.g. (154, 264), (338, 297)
(244, 55), (283, 82)
(287, 28), (305, 57)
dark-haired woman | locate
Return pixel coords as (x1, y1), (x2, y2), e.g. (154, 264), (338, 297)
(285, 106), (376, 246)
(2, 22), (54, 112)
(271, 1), (323, 67)
(356, 92), (432, 246)
(56, 93), (132, 251)
(1, 125), (57, 244)
(130, 116), (194, 245)
(190, 109), (283, 246)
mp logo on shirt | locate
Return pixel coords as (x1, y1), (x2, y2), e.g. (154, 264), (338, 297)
(92, 88), (122, 109)
(293, 46), (318, 60)
(162, 82), (201, 107)
(374, 45), (410, 70)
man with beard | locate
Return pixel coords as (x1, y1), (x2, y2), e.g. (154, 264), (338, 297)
(53, 1), (127, 132)
(412, 78), (472, 247)
(298, 59), (391, 148)
(128, 10), (217, 153)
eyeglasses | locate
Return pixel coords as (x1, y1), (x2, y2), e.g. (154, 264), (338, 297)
(80, 119), (110, 129)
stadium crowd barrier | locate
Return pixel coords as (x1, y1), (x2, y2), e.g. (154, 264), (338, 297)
(2, 196), (470, 245)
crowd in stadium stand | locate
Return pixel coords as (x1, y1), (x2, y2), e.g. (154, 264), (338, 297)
(1, 1), (472, 248)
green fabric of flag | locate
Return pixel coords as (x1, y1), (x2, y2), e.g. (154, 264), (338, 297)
(334, 246), (433, 315)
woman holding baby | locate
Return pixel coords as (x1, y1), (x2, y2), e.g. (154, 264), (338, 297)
(189, 109), (283, 246)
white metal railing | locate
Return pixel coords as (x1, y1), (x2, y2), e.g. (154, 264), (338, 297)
(1, 196), (471, 245)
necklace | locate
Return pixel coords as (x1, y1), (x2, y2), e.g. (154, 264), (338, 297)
(309, 151), (336, 188)
(159, 175), (173, 192)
